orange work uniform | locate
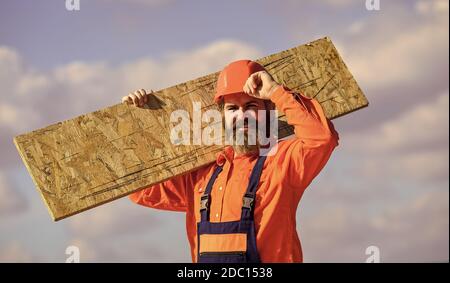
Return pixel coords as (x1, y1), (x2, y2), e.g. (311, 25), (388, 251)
(129, 85), (339, 262)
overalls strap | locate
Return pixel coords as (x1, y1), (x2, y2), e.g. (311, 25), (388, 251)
(241, 155), (267, 221)
(199, 165), (223, 222)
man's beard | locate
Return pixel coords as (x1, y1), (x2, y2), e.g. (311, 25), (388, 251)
(225, 123), (260, 156)
(233, 132), (259, 155)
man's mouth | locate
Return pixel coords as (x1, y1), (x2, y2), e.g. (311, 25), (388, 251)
(234, 125), (249, 132)
(231, 118), (258, 133)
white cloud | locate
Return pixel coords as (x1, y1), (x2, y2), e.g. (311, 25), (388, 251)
(0, 38), (261, 262)
(343, 91), (449, 182)
(300, 90), (449, 262)
(119, 39), (262, 90)
(415, 0), (449, 15)
(1, 2), (448, 262)
(337, 0), (449, 91)
(361, 149), (448, 182)
(347, 91), (449, 153)
(163, 40), (262, 81)
(346, 20), (367, 35)
(0, 39), (262, 169)
(0, 172), (27, 216)
(68, 235), (172, 262)
(15, 72), (51, 96)
(0, 104), (19, 126)
(322, 0), (358, 7)
(67, 198), (160, 239)
(0, 47), (22, 83)
(67, 198), (190, 262)
(347, 21), (448, 89)
(0, 241), (33, 262)
(98, 0), (173, 7)
(300, 189), (449, 262)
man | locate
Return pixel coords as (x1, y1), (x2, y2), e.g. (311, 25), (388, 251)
(121, 60), (339, 263)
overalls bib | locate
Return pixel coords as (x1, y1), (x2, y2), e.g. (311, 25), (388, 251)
(197, 155), (267, 263)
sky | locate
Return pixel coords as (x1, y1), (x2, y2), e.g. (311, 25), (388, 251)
(0, 0), (448, 262)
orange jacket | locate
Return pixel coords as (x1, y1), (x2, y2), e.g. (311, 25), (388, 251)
(129, 85), (339, 262)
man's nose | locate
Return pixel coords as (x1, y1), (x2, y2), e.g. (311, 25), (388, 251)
(235, 108), (246, 120)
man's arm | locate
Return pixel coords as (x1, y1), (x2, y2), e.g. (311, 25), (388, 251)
(270, 85), (339, 196)
(244, 71), (339, 197)
(129, 174), (189, 212)
(123, 88), (189, 212)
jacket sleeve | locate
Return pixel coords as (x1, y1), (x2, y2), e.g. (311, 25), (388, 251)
(270, 85), (339, 195)
(128, 173), (191, 212)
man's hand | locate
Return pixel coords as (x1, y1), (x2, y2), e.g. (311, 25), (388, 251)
(243, 71), (280, 100)
(121, 89), (153, 107)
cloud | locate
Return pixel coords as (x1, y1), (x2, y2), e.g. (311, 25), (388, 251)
(300, 189), (449, 262)
(0, 104), (19, 126)
(278, 0), (448, 135)
(66, 198), (190, 262)
(346, 20), (367, 35)
(67, 198), (160, 239)
(0, 171), (27, 216)
(98, 0), (173, 7)
(1, 1), (448, 263)
(0, 39), (262, 170)
(415, 0), (449, 15)
(322, 0), (359, 7)
(346, 91), (449, 152)
(362, 149), (448, 183)
(0, 39), (261, 262)
(0, 47), (22, 86)
(343, 2), (449, 91)
(67, 236), (165, 263)
(0, 241), (33, 262)
(342, 91), (449, 183)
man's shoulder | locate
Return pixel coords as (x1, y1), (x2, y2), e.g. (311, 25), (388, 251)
(186, 161), (216, 182)
(262, 137), (298, 159)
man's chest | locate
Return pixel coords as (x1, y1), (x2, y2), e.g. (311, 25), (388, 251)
(192, 161), (272, 222)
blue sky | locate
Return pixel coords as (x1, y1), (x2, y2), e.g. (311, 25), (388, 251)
(0, 0), (448, 262)
(1, 0), (294, 68)
(1, 0), (404, 69)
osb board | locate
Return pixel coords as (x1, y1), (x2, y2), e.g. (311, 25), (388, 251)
(14, 37), (368, 221)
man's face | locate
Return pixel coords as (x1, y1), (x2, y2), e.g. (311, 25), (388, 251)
(223, 92), (267, 154)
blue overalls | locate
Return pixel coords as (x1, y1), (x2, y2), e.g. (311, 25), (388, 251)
(197, 155), (267, 263)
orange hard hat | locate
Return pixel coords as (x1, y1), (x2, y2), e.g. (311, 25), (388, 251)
(214, 59), (266, 103)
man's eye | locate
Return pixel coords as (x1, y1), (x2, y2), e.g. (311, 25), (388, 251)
(226, 107), (237, 111)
